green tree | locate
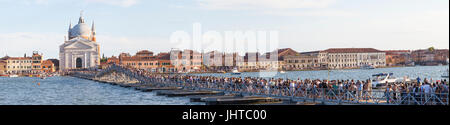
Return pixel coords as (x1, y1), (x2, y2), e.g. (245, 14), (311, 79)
(428, 47), (435, 52)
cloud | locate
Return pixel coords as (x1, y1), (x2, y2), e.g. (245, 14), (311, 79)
(97, 34), (172, 56)
(0, 32), (63, 59)
(14, 0), (139, 7)
(196, 0), (337, 10)
(263, 10), (358, 17)
(84, 0), (139, 7)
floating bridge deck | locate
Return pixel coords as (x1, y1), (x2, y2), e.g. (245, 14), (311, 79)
(69, 65), (449, 105)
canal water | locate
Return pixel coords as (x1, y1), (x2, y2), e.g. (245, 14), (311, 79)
(194, 66), (449, 81)
(0, 76), (203, 105)
(0, 66), (447, 105)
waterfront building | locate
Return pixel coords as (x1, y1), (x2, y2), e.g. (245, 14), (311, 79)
(31, 52), (43, 74)
(385, 50), (412, 66)
(318, 48), (386, 69)
(203, 51), (241, 71)
(41, 60), (56, 73)
(59, 13), (100, 70)
(106, 56), (120, 65)
(0, 60), (6, 74)
(156, 53), (175, 72)
(170, 49), (202, 72)
(202, 51), (224, 71)
(3, 56), (33, 74)
(283, 52), (322, 70)
(259, 48), (298, 70)
(411, 48), (449, 66)
(120, 50), (175, 72)
(237, 52), (260, 71)
(121, 50), (158, 69)
(47, 59), (60, 71)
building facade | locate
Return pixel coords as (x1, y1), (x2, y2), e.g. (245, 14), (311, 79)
(4, 57), (33, 74)
(59, 13), (100, 70)
(385, 50), (412, 66)
(120, 51), (175, 73)
(41, 60), (56, 73)
(283, 54), (321, 70)
(31, 52), (43, 74)
(0, 60), (6, 75)
(411, 48), (449, 66)
(170, 50), (203, 72)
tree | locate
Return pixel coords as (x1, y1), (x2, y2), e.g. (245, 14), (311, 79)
(428, 47), (435, 52)
(100, 53), (108, 63)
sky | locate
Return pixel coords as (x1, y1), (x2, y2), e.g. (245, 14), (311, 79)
(0, 0), (448, 59)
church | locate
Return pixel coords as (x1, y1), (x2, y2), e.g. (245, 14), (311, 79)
(59, 13), (100, 70)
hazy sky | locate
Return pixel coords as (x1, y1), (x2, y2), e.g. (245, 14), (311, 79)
(0, 0), (448, 59)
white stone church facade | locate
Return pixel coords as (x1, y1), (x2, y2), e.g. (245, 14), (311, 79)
(59, 14), (100, 70)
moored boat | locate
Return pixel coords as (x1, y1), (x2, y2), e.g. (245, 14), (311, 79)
(9, 75), (19, 78)
(371, 73), (411, 88)
(231, 68), (241, 75)
(361, 64), (375, 69)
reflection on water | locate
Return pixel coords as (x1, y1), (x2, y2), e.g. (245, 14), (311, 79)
(0, 77), (203, 105)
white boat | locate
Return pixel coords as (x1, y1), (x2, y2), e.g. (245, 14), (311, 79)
(371, 73), (411, 88)
(231, 68), (241, 75)
(9, 75), (19, 78)
(361, 64), (375, 69)
(280, 71), (286, 74)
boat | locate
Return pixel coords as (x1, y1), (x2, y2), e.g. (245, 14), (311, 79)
(361, 64), (375, 69)
(9, 75), (19, 78)
(280, 71), (286, 74)
(371, 73), (411, 88)
(231, 68), (241, 75)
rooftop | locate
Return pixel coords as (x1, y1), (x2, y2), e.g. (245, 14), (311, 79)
(322, 48), (384, 53)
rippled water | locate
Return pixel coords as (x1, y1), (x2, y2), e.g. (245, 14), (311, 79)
(194, 66), (449, 81)
(0, 77), (203, 105)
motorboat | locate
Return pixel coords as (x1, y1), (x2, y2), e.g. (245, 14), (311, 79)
(361, 64), (375, 69)
(231, 68), (241, 75)
(442, 69), (449, 78)
(280, 71), (286, 74)
(371, 73), (411, 88)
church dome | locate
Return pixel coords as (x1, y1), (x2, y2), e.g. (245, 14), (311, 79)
(70, 23), (91, 39)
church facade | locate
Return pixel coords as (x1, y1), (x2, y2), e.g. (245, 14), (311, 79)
(59, 14), (100, 70)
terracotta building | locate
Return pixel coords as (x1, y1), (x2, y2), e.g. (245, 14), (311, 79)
(384, 50), (412, 66)
(120, 50), (175, 73)
(41, 60), (56, 73)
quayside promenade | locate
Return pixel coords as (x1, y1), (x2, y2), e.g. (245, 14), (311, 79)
(68, 65), (449, 105)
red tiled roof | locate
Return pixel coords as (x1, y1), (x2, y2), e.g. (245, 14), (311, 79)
(4, 57), (32, 60)
(322, 48), (383, 53)
(156, 53), (171, 60)
(121, 56), (157, 61)
(41, 60), (54, 65)
(137, 50), (153, 54)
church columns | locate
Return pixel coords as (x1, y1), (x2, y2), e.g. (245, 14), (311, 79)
(84, 52), (87, 68)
